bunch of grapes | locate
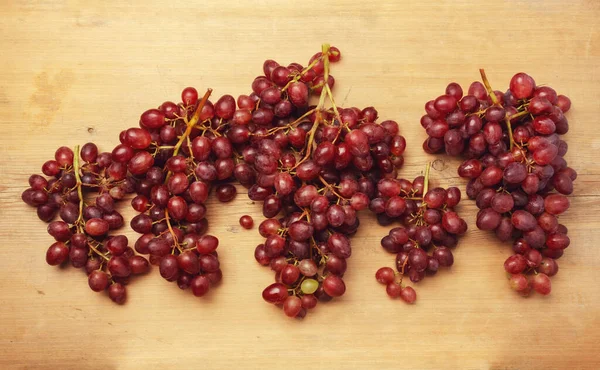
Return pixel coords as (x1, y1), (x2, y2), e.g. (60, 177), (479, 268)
(118, 89), (229, 297)
(242, 45), (407, 318)
(419, 70), (575, 296)
(22, 145), (150, 303)
(372, 163), (467, 303)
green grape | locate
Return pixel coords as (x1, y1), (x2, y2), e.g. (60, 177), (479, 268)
(301, 279), (318, 294)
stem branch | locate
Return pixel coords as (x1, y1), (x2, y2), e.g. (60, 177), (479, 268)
(164, 209), (183, 253)
(423, 161), (431, 196)
(173, 89), (213, 157)
(72, 145), (85, 233)
(479, 69), (514, 150)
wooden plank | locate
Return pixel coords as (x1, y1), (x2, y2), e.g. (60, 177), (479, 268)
(0, 0), (599, 369)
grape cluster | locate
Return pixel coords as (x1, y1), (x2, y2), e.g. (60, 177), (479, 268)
(372, 164), (467, 302)
(244, 45), (406, 318)
(419, 70), (575, 296)
(117, 89), (229, 297)
(22, 145), (150, 303)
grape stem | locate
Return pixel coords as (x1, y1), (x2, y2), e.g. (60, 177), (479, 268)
(173, 89), (213, 157)
(72, 145), (84, 230)
(72, 146), (110, 261)
(280, 57), (322, 92)
(423, 161), (431, 197)
(87, 239), (110, 261)
(318, 175), (348, 201)
(292, 44), (332, 170)
(164, 89), (212, 183)
(264, 108), (316, 135)
(164, 209), (183, 253)
(479, 69), (515, 151)
(398, 258), (408, 283)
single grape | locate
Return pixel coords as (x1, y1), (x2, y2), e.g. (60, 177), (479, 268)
(108, 283), (127, 304)
(239, 215), (254, 229)
(262, 283), (288, 304)
(531, 273), (551, 295)
(88, 271), (109, 292)
(375, 267), (396, 285)
(46, 242), (69, 265)
(400, 286), (417, 303)
(386, 282), (402, 298)
(323, 275), (346, 297)
(301, 279), (319, 295)
(508, 274), (529, 292)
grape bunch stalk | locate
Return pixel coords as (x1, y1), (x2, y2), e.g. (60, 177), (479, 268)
(373, 163), (467, 303)
(22, 145), (150, 303)
(419, 70), (575, 296)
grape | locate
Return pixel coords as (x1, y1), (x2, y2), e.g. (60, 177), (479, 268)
(400, 286), (417, 303)
(509, 73), (536, 99)
(544, 194), (570, 215)
(190, 275), (211, 297)
(300, 279), (319, 294)
(298, 259), (318, 277)
(254, 244), (270, 266)
(511, 210), (537, 231)
(301, 294), (318, 309)
(108, 256), (131, 277)
(199, 254), (220, 272)
(140, 109), (166, 129)
(508, 274), (529, 292)
(556, 95), (571, 112)
(55, 146), (74, 166)
(215, 184), (237, 202)
(423, 188), (446, 209)
(283, 296), (302, 317)
(476, 208), (501, 230)
(376, 267), (396, 285)
(159, 255), (179, 281)
(546, 233), (570, 250)
(327, 233), (351, 259)
(432, 247), (454, 267)
(531, 273), (551, 295)
(386, 282), (402, 298)
(129, 256), (150, 275)
(239, 215), (254, 229)
(504, 254), (527, 274)
(326, 255), (347, 276)
(47, 221), (72, 242)
(46, 242), (69, 265)
(88, 271), (109, 292)
(177, 251), (200, 274)
(323, 275), (345, 297)
(262, 283), (288, 304)
(503, 162), (527, 184)
(281, 265), (300, 285)
(345, 130), (370, 157)
(107, 283), (126, 304)
(538, 258), (559, 276)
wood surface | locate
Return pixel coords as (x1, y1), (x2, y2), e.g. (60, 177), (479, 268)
(1, 1), (599, 369)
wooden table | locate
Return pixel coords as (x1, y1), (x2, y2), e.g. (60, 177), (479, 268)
(1, 1), (599, 369)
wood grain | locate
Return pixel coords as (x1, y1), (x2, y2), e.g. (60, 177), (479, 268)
(1, 1), (599, 369)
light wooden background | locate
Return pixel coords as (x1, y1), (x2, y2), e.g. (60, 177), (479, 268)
(0, 1), (599, 369)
